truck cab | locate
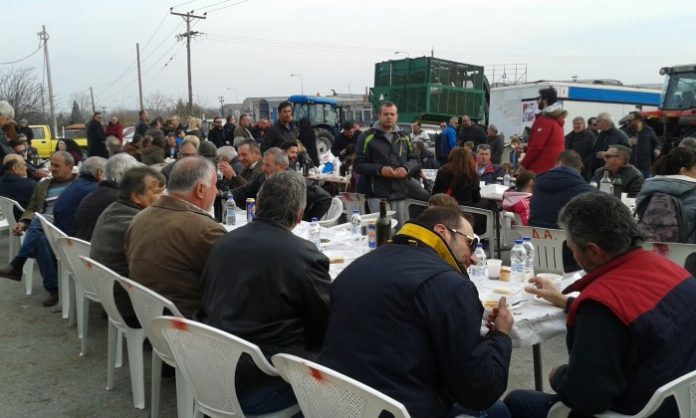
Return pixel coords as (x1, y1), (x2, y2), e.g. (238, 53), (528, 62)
(29, 124), (88, 158)
(642, 65), (696, 147)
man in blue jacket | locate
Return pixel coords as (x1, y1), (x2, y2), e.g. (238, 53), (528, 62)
(440, 116), (458, 161)
(320, 206), (514, 418)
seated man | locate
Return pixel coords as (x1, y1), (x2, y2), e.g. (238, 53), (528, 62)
(320, 206), (514, 418)
(125, 156), (226, 318)
(505, 192), (696, 417)
(90, 166), (166, 327)
(199, 170), (331, 415)
(232, 147), (332, 221)
(160, 137), (199, 180)
(74, 153), (140, 241)
(237, 138), (263, 182)
(0, 151), (77, 305)
(590, 144), (644, 197)
(280, 140), (312, 170)
(476, 143), (505, 184)
(0, 154), (37, 220)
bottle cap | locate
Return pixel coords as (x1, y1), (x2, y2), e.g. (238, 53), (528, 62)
(476, 243), (483, 248)
(523, 236), (531, 241)
(515, 239), (523, 244)
(311, 217), (318, 221)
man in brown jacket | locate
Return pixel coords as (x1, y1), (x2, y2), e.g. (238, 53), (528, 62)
(125, 156), (226, 318)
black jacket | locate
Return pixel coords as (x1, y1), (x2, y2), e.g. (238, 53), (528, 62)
(628, 126), (660, 172)
(0, 173), (37, 220)
(261, 121), (297, 153)
(354, 125), (419, 200)
(564, 130), (595, 178)
(208, 127), (226, 148)
(74, 180), (119, 241)
(591, 165), (644, 198)
(331, 132), (357, 158)
(588, 127), (629, 174)
(198, 217), (331, 391)
(18, 125), (34, 142)
(488, 134), (504, 165)
(135, 120), (149, 137)
(457, 125), (487, 147)
(87, 119), (108, 158)
(529, 166), (594, 229)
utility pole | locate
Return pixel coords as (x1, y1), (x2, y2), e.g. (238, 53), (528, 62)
(136, 43), (144, 111)
(171, 8), (206, 115)
(218, 96), (224, 116)
(38, 26), (57, 137)
(101, 105), (107, 115)
(89, 86), (96, 113)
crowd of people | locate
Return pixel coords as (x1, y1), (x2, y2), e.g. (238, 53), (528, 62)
(1, 87), (696, 418)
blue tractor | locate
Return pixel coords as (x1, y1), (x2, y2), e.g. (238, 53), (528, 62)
(287, 95), (341, 155)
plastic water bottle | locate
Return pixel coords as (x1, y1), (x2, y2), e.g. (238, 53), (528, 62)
(350, 208), (361, 237)
(226, 196), (237, 226)
(473, 244), (488, 281)
(522, 237), (534, 278)
(309, 217), (321, 249)
(599, 171), (613, 195)
(510, 239), (527, 282)
(503, 172), (511, 187)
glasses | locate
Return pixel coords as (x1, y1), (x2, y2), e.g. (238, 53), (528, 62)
(604, 154), (620, 159)
(448, 228), (480, 251)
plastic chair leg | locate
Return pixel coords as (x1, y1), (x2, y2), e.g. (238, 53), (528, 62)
(67, 273), (77, 327)
(116, 329), (123, 368)
(175, 368), (194, 418)
(106, 322), (117, 390)
(125, 329), (146, 409)
(79, 297), (90, 357)
(193, 406), (204, 418)
(60, 263), (70, 320)
(22, 259), (38, 296)
(151, 354), (163, 418)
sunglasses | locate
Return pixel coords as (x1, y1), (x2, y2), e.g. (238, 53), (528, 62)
(448, 228), (480, 251)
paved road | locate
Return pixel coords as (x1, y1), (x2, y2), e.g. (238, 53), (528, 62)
(0, 235), (566, 417)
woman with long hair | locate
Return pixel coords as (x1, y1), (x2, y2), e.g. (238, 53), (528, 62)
(55, 138), (83, 163)
(432, 147), (481, 205)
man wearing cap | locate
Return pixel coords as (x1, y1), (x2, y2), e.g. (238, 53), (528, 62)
(519, 87), (566, 175)
(587, 112), (629, 175)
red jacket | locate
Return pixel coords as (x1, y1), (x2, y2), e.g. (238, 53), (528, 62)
(105, 122), (123, 143)
(521, 105), (566, 175)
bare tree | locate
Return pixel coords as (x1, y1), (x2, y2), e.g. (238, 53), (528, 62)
(0, 66), (45, 122)
(69, 91), (92, 123)
(145, 91), (173, 117)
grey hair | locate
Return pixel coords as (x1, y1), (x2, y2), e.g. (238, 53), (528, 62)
(263, 147), (289, 168)
(680, 137), (696, 151)
(0, 101), (15, 119)
(106, 136), (122, 155)
(488, 124), (498, 133)
(216, 145), (237, 162)
(167, 156), (215, 194)
(572, 116), (586, 124)
(608, 144), (631, 161)
(256, 170), (307, 227)
(52, 150), (75, 166)
(597, 112), (613, 125)
(79, 156), (107, 177)
(559, 192), (642, 257)
(476, 143), (491, 152)
(449, 116), (458, 125)
(105, 153), (141, 182)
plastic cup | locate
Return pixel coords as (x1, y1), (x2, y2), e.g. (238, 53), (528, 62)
(537, 273), (563, 291)
(487, 259), (502, 279)
(480, 181), (486, 188)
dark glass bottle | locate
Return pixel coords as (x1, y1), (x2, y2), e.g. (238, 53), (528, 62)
(376, 200), (391, 247)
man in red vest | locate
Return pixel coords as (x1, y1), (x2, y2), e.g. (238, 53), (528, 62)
(519, 87), (566, 175)
(504, 192), (696, 418)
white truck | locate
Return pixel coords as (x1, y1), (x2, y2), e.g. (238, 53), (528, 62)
(488, 81), (661, 138)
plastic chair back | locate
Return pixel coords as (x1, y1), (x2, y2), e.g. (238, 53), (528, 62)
(337, 192), (366, 216)
(35, 213), (67, 262)
(548, 369), (696, 417)
(319, 197), (343, 227)
(405, 199), (429, 220)
(511, 226), (567, 275)
(78, 256), (129, 330)
(57, 237), (97, 299)
(115, 275), (184, 366)
(0, 197), (24, 261)
(272, 353), (411, 418)
(458, 204), (496, 248)
(150, 316), (293, 418)
(642, 242), (696, 277)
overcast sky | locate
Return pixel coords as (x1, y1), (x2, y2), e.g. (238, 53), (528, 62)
(5, 0), (696, 113)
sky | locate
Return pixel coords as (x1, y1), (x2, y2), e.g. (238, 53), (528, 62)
(4, 0), (696, 113)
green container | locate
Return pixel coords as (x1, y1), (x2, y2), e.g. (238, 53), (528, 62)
(371, 57), (486, 123)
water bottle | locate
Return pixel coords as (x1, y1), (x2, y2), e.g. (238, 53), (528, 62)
(350, 208), (361, 237)
(599, 171), (613, 195)
(522, 237), (535, 279)
(309, 217), (321, 249)
(226, 196), (237, 226)
(503, 172), (511, 187)
(510, 239), (527, 282)
(473, 244), (488, 281)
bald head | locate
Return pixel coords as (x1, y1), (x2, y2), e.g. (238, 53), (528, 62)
(3, 154), (26, 176)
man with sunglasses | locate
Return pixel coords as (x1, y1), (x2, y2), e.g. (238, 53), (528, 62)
(320, 206), (514, 418)
(590, 144), (644, 197)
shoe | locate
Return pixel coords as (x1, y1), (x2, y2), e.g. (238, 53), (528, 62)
(0, 264), (21, 282)
(42, 292), (59, 307)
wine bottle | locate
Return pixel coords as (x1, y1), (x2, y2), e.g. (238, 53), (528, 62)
(376, 200), (391, 247)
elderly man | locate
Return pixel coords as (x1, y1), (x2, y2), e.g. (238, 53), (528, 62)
(232, 147), (332, 221)
(520, 87), (566, 175)
(564, 116), (595, 180)
(505, 192), (696, 417)
(476, 144), (505, 184)
(237, 138), (263, 182)
(0, 154), (37, 220)
(0, 101), (17, 163)
(216, 145), (246, 188)
(74, 153), (141, 241)
(440, 116), (459, 162)
(199, 170), (331, 415)
(161, 137), (199, 180)
(233, 113), (253, 142)
(91, 166), (166, 327)
(320, 206), (513, 417)
(487, 124), (504, 165)
(457, 115), (487, 147)
(591, 144), (644, 197)
(588, 112), (629, 175)
(125, 156), (226, 318)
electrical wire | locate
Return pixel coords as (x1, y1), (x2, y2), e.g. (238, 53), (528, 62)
(0, 40), (43, 65)
(171, 0), (201, 8)
(141, 11), (171, 52)
(204, 0), (248, 13)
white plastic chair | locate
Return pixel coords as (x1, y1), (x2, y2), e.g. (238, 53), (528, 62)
(511, 226), (569, 275)
(35, 213), (73, 321)
(150, 316), (300, 418)
(319, 197), (343, 227)
(458, 204), (497, 256)
(641, 242), (696, 272)
(547, 369), (696, 417)
(0, 196), (40, 295)
(79, 255), (146, 410)
(271, 353), (411, 418)
(114, 275), (193, 418)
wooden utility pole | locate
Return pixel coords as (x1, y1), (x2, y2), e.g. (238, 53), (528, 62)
(171, 9), (206, 115)
(136, 43), (144, 111)
(38, 26), (57, 136)
(89, 86), (96, 113)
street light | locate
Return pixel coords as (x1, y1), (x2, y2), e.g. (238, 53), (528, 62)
(290, 73), (304, 94)
(394, 51), (410, 58)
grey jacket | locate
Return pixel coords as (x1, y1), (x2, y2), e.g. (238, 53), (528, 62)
(636, 175), (696, 243)
(90, 199), (141, 277)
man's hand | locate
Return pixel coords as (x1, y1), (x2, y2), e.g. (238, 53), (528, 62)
(393, 167), (408, 178)
(486, 297), (514, 335)
(12, 223), (26, 237)
(628, 137), (638, 147)
(525, 276), (568, 308)
(218, 161), (236, 180)
(380, 166), (396, 178)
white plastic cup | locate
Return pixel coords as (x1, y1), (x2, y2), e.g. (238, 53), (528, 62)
(537, 273), (563, 291)
(487, 259), (503, 279)
(480, 181), (486, 188)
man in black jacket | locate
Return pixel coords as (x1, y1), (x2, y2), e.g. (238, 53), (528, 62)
(458, 115), (487, 147)
(207, 116), (227, 148)
(487, 124), (504, 165)
(135, 110), (149, 137)
(564, 116), (595, 180)
(0, 154), (37, 220)
(587, 112), (629, 175)
(320, 206), (513, 417)
(626, 112), (660, 178)
(261, 101), (297, 152)
(199, 170), (331, 415)
(87, 112), (108, 158)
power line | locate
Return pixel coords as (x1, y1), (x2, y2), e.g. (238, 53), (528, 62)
(204, 0), (248, 13)
(141, 11), (171, 52)
(0, 40), (43, 65)
(171, 0), (201, 8)
(196, 0), (235, 11)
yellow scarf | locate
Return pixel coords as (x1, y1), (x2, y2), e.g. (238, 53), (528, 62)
(395, 223), (462, 273)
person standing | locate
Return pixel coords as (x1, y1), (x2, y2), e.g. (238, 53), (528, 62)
(17, 119), (33, 144)
(457, 115), (487, 147)
(105, 116), (123, 144)
(564, 116), (595, 180)
(519, 87), (566, 175)
(261, 101), (297, 152)
(87, 112), (108, 158)
(626, 112), (660, 179)
(223, 115), (236, 145)
(587, 112), (629, 175)
(233, 113), (253, 142)
(487, 124), (504, 165)
(440, 117), (459, 162)
(354, 102), (419, 225)
(331, 120), (357, 159)
(208, 117), (226, 148)
(135, 110), (149, 137)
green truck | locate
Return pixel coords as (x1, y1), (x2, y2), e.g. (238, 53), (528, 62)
(371, 57), (489, 124)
